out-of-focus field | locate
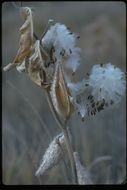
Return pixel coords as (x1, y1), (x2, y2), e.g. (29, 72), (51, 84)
(2, 2), (126, 184)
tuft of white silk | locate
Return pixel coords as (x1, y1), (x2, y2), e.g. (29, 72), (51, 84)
(88, 63), (126, 104)
(42, 23), (81, 72)
(68, 63), (126, 119)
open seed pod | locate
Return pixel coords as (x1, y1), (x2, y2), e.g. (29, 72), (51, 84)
(50, 62), (74, 121)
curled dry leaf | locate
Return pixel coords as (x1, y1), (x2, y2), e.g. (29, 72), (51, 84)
(3, 7), (34, 72)
(26, 40), (46, 87)
(50, 62), (74, 121)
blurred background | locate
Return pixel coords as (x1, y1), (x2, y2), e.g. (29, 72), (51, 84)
(2, 2), (126, 184)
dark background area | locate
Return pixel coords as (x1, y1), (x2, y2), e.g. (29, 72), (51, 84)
(2, 2), (126, 184)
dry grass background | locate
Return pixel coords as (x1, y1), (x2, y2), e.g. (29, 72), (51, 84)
(2, 2), (126, 184)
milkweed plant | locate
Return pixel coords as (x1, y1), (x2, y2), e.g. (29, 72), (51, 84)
(3, 6), (126, 184)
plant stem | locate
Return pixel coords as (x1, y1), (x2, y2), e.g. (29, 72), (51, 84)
(45, 89), (78, 184)
(62, 127), (78, 184)
(33, 33), (78, 184)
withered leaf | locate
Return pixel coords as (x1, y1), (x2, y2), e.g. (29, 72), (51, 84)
(26, 40), (45, 87)
(50, 62), (74, 120)
(3, 7), (34, 72)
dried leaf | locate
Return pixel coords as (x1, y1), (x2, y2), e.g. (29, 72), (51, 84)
(50, 62), (74, 120)
(26, 40), (46, 87)
(3, 7), (34, 72)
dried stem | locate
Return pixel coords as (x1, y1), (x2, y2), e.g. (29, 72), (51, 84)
(45, 89), (78, 184)
(56, 136), (71, 183)
(62, 127), (78, 184)
(40, 19), (54, 40)
(34, 32), (78, 184)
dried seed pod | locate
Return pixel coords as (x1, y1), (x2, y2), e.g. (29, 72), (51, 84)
(50, 62), (74, 120)
(74, 152), (93, 184)
(35, 133), (66, 176)
(3, 7), (34, 72)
